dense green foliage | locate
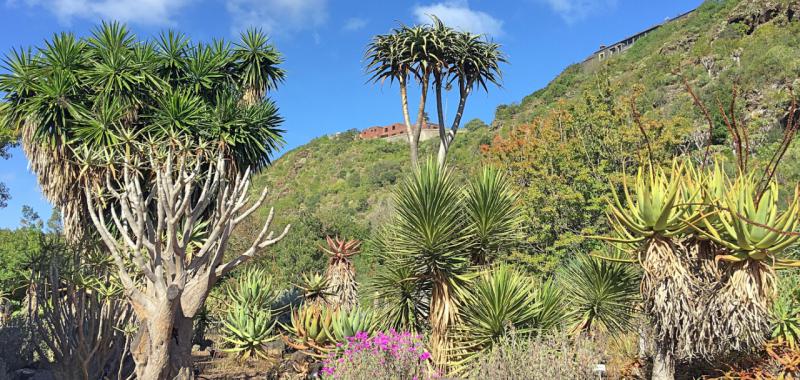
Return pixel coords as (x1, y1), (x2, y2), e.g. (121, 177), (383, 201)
(233, 126), (494, 284)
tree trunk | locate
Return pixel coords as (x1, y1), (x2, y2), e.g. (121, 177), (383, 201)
(413, 76), (428, 165)
(429, 276), (456, 369)
(436, 84), (470, 167)
(132, 307), (195, 380)
(434, 77), (448, 168)
(399, 77), (418, 166)
(651, 338), (675, 380)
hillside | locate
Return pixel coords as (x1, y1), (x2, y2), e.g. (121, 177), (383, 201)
(231, 0), (800, 282)
(228, 122), (493, 282)
(494, 0), (800, 133)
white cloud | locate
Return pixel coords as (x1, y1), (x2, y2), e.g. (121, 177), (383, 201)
(537, 0), (617, 24)
(15, 0), (192, 25)
(343, 17), (368, 31)
(226, 0), (327, 36)
(413, 0), (503, 37)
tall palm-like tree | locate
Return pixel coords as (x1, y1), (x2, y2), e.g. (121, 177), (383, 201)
(0, 22), (289, 379)
(366, 18), (504, 166)
(366, 23), (441, 166)
(0, 22), (285, 241)
(234, 28), (285, 105)
(435, 31), (505, 166)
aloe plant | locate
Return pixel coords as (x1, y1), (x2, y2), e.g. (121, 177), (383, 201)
(228, 268), (278, 310)
(321, 236), (361, 311)
(772, 273), (800, 349)
(282, 303), (335, 355)
(221, 304), (277, 361)
(700, 174), (800, 264)
(296, 272), (331, 307)
(331, 306), (379, 342)
(607, 161), (698, 240)
(220, 267), (280, 361)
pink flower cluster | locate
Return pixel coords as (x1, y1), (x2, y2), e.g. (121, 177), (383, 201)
(320, 329), (435, 379)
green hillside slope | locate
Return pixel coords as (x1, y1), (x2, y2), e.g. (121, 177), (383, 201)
(494, 0), (800, 132)
(231, 0), (800, 282)
(229, 123), (493, 282)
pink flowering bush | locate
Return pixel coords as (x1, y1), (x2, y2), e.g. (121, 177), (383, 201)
(320, 330), (438, 380)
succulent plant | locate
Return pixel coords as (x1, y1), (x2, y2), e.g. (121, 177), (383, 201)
(321, 236), (361, 311)
(282, 303), (335, 355)
(699, 174), (800, 264)
(221, 304), (277, 361)
(607, 160), (699, 241)
(220, 267), (280, 361)
(228, 267), (278, 310)
(331, 306), (379, 342)
(296, 272), (331, 307)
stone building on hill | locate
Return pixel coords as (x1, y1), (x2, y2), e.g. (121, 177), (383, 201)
(359, 121), (439, 141)
(582, 8), (695, 65)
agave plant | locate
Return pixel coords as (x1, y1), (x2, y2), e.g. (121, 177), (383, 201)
(282, 304), (335, 356)
(321, 236), (361, 311)
(559, 253), (639, 335)
(296, 272), (331, 307)
(221, 304), (277, 361)
(451, 265), (538, 372)
(331, 306), (379, 342)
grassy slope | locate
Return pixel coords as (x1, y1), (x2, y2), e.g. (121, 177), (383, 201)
(231, 0), (800, 281)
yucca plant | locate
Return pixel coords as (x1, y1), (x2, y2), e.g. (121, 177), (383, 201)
(390, 160), (471, 365)
(532, 279), (566, 333)
(559, 253), (639, 335)
(296, 272), (331, 307)
(367, 233), (431, 332)
(331, 306), (379, 342)
(321, 236), (361, 311)
(464, 166), (521, 265)
(282, 303), (335, 356)
(221, 304), (277, 361)
(451, 265), (538, 373)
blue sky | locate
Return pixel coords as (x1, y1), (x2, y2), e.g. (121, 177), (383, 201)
(0, 0), (700, 228)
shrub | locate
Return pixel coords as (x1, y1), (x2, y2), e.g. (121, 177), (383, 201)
(321, 330), (437, 380)
(470, 332), (607, 380)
